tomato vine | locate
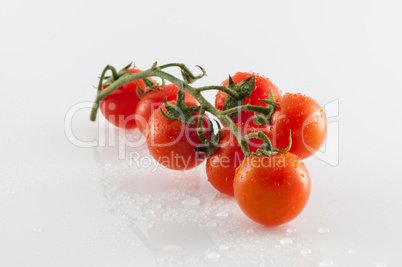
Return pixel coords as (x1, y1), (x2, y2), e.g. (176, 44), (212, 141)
(90, 62), (287, 158)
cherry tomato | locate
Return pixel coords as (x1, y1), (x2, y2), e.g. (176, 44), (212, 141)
(270, 93), (327, 159)
(234, 152), (311, 226)
(146, 100), (210, 171)
(215, 72), (281, 127)
(100, 68), (153, 129)
(134, 84), (198, 135)
(206, 123), (271, 196)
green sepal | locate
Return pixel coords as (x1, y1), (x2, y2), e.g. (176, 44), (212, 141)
(252, 131), (292, 157)
(221, 75), (256, 120)
(251, 89), (277, 125)
(160, 85), (200, 125)
(195, 118), (222, 159)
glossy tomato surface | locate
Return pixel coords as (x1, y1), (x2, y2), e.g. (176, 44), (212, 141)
(206, 124), (270, 196)
(234, 152), (311, 226)
(215, 72), (281, 127)
(146, 101), (209, 171)
(134, 84), (198, 135)
(270, 93), (327, 159)
(100, 68), (150, 129)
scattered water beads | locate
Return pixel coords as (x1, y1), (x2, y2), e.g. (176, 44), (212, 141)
(318, 261), (334, 267)
(347, 248), (357, 254)
(279, 237), (293, 245)
(300, 248), (312, 255)
(218, 244), (230, 251)
(162, 245), (184, 252)
(375, 263), (387, 267)
(181, 197), (200, 207)
(317, 227), (330, 234)
(216, 211), (229, 218)
(207, 251), (221, 260)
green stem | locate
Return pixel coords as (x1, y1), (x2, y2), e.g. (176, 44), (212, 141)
(196, 85), (240, 99)
(221, 104), (270, 115)
(90, 66), (251, 156)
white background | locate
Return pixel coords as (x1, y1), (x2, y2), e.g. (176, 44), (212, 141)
(1, 0), (402, 266)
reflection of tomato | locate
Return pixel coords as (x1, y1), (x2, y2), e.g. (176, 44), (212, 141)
(270, 93), (327, 159)
(100, 68), (152, 129)
(206, 124), (269, 196)
(134, 84), (198, 135)
(234, 152), (311, 226)
(146, 100), (210, 170)
(215, 72), (281, 127)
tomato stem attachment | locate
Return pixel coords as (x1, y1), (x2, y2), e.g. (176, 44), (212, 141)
(90, 62), (283, 158)
(246, 131), (292, 156)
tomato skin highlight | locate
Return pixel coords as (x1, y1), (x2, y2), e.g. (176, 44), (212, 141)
(206, 124), (270, 196)
(215, 72), (281, 127)
(146, 101), (210, 171)
(270, 93), (327, 159)
(134, 84), (198, 135)
(100, 68), (150, 129)
(234, 152), (311, 226)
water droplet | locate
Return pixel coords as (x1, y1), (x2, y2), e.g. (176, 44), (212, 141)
(181, 197), (200, 207)
(319, 261), (334, 267)
(246, 229), (255, 234)
(156, 258), (165, 263)
(280, 237), (293, 245)
(216, 211), (228, 218)
(375, 263), (386, 267)
(347, 248), (357, 254)
(6, 189), (16, 195)
(162, 245), (183, 252)
(286, 228), (297, 234)
(206, 222), (217, 228)
(301, 248), (312, 255)
(219, 244), (229, 251)
(33, 228), (42, 233)
(317, 227), (330, 234)
(207, 251), (221, 260)
(152, 203), (162, 209)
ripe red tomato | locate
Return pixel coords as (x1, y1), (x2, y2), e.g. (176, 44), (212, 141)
(215, 72), (281, 127)
(134, 84), (198, 135)
(270, 93), (327, 159)
(234, 152), (311, 226)
(206, 124), (270, 196)
(146, 100), (210, 170)
(100, 68), (152, 129)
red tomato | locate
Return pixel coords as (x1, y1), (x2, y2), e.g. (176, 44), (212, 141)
(215, 72), (281, 127)
(206, 124), (270, 196)
(146, 100), (210, 170)
(100, 68), (152, 129)
(234, 152), (311, 226)
(270, 93), (327, 159)
(134, 84), (198, 135)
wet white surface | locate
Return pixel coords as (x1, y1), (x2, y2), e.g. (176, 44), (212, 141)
(1, 0), (402, 266)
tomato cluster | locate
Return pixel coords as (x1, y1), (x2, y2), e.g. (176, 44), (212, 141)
(95, 65), (327, 226)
